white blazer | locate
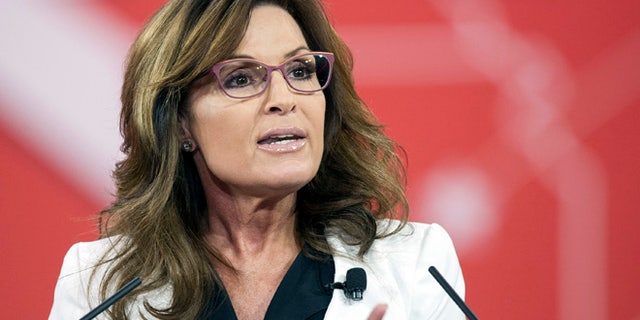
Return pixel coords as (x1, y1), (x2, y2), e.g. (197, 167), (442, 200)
(49, 221), (466, 319)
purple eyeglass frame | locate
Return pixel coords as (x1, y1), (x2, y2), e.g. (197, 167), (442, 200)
(209, 51), (335, 99)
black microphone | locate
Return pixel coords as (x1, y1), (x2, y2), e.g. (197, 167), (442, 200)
(428, 266), (478, 320)
(79, 277), (142, 320)
(344, 267), (367, 300)
(325, 267), (367, 301)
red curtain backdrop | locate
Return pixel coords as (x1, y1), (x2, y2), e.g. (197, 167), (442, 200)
(1, 0), (638, 319)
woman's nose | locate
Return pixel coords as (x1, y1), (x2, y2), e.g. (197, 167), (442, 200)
(263, 71), (296, 114)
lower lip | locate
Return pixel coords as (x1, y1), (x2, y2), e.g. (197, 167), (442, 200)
(257, 138), (307, 153)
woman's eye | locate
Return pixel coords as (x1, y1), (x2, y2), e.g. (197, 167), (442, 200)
(288, 65), (314, 80)
(292, 68), (307, 78)
(223, 72), (253, 88)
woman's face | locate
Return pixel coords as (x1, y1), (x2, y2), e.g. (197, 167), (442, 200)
(185, 5), (326, 199)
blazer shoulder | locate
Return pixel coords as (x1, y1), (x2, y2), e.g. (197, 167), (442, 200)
(57, 237), (120, 280)
(49, 237), (121, 320)
(372, 221), (461, 282)
(373, 220), (455, 254)
(327, 219), (455, 261)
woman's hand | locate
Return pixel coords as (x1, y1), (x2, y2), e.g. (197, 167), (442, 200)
(367, 304), (388, 320)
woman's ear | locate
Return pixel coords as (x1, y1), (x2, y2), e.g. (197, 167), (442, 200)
(178, 116), (197, 153)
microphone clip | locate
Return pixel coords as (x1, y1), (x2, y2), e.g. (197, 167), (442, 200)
(324, 267), (367, 301)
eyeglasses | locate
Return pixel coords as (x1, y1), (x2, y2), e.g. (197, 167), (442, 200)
(210, 52), (334, 99)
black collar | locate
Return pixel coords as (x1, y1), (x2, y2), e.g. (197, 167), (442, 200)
(201, 247), (335, 320)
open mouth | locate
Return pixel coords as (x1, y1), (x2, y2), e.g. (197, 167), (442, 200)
(258, 134), (303, 145)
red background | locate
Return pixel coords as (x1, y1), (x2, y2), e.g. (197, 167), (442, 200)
(1, 0), (638, 319)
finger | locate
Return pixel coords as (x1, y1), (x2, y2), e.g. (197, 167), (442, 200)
(367, 303), (388, 320)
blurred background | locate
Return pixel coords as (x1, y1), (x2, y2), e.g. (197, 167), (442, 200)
(1, 0), (638, 319)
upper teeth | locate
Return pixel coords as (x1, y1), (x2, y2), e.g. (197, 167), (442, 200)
(262, 134), (298, 145)
(271, 134), (294, 139)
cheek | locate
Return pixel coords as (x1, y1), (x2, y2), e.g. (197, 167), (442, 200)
(193, 114), (249, 156)
(309, 97), (327, 167)
(189, 99), (253, 160)
(314, 98), (327, 141)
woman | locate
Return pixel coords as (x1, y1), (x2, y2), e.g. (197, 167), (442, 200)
(49, 0), (465, 319)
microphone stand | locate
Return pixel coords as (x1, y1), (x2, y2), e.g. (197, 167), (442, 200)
(79, 277), (142, 320)
(428, 266), (478, 320)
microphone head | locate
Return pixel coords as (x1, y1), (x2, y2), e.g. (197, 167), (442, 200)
(346, 268), (367, 289)
(345, 267), (367, 301)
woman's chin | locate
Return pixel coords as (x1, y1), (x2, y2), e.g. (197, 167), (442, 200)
(241, 172), (315, 198)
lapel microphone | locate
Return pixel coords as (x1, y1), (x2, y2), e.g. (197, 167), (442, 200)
(325, 267), (367, 301)
(428, 266), (479, 320)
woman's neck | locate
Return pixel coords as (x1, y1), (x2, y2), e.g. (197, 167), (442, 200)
(204, 192), (300, 264)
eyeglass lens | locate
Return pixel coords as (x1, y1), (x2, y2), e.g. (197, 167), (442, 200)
(215, 53), (332, 98)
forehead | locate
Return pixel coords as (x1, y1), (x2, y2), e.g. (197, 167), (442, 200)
(233, 5), (309, 61)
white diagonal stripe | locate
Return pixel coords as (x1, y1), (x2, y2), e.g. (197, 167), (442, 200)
(0, 0), (136, 201)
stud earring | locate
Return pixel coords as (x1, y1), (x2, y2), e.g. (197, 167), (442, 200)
(181, 139), (196, 152)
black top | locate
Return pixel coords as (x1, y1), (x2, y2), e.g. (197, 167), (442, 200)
(201, 249), (335, 319)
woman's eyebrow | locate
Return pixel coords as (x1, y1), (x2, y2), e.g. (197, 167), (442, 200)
(228, 46), (311, 61)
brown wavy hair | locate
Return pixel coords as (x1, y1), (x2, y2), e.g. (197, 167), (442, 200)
(93, 0), (409, 318)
